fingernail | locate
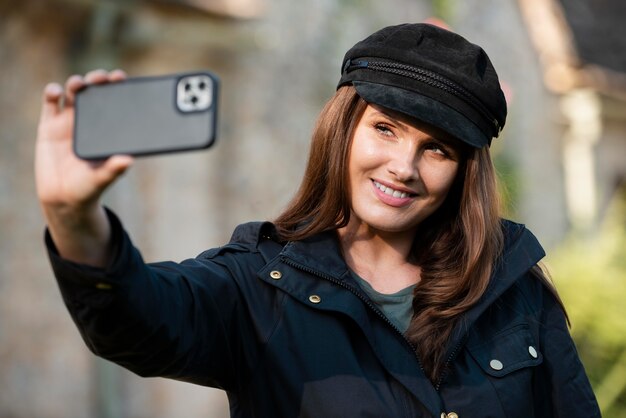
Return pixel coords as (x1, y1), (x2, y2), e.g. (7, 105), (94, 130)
(46, 83), (63, 95)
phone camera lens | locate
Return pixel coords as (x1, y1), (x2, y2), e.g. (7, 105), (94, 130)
(198, 81), (206, 90)
(190, 95), (198, 104)
(185, 83), (192, 91)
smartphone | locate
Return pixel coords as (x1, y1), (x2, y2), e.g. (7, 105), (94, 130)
(73, 71), (219, 159)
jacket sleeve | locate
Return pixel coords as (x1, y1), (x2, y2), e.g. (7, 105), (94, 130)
(46, 208), (253, 391)
(533, 279), (602, 417)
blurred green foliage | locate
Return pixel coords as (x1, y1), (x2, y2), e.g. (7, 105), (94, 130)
(548, 191), (626, 416)
(431, 0), (455, 21)
(493, 152), (521, 220)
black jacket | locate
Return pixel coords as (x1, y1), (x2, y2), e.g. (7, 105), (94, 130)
(47, 211), (601, 418)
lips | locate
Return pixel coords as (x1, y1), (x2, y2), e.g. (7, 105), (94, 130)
(372, 180), (416, 199)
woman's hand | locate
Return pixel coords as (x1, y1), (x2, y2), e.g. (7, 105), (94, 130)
(35, 69), (134, 267)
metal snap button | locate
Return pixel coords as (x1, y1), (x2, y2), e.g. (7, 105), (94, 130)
(269, 270), (282, 280)
(95, 283), (112, 290)
(528, 346), (538, 359)
(489, 359), (504, 371)
(447, 413), (459, 418)
(308, 295), (321, 304)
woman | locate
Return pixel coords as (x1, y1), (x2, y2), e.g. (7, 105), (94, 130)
(36, 23), (600, 417)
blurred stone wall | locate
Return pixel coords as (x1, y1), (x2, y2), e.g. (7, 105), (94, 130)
(0, 1), (432, 417)
(453, 0), (570, 248)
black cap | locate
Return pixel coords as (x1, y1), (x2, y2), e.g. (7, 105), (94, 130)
(338, 23), (507, 148)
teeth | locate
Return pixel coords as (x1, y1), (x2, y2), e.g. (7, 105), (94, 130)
(373, 181), (410, 199)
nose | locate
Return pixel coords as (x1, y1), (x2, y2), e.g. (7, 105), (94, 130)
(387, 144), (419, 182)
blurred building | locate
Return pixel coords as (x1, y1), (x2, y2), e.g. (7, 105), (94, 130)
(452, 0), (626, 248)
(519, 0), (626, 237)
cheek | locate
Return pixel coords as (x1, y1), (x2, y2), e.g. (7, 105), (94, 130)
(427, 162), (460, 197)
(348, 137), (382, 177)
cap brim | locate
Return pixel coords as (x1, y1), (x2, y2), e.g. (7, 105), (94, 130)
(353, 81), (488, 148)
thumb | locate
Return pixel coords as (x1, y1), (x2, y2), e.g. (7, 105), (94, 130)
(105, 155), (134, 178)
(94, 155), (135, 189)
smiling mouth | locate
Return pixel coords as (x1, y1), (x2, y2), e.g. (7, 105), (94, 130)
(372, 180), (416, 199)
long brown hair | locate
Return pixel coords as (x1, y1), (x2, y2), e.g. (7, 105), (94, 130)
(406, 145), (503, 381)
(274, 86), (550, 382)
(274, 86), (366, 239)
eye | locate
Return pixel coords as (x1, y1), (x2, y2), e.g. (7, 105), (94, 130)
(425, 142), (445, 154)
(374, 123), (395, 137)
(424, 141), (454, 158)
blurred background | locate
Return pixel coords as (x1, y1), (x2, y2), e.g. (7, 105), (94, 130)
(1, 0), (625, 416)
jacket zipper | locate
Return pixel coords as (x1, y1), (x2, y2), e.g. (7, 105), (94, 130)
(282, 256), (469, 394)
(281, 257), (427, 375)
(434, 336), (467, 391)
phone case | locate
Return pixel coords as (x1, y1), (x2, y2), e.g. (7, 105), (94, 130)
(73, 71), (219, 159)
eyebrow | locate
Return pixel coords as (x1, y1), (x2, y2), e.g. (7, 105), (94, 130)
(368, 109), (412, 132)
(369, 108), (452, 142)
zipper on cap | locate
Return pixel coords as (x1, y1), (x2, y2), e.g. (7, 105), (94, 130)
(344, 58), (501, 134)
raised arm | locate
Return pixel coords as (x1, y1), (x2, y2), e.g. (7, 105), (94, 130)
(35, 69), (134, 267)
(36, 70), (259, 390)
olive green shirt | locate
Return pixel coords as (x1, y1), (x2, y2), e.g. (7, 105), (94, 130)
(351, 271), (415, 333)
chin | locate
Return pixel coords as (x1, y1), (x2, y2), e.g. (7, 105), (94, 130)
(362, 218), (422, 234)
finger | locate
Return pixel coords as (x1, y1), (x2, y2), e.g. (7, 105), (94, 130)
(40, 83), (64, 119)
(66, 69), (113, 109)
(84, 69), (109, 84)
(109, 69), (127, 82)
(64, 74), (85, 108)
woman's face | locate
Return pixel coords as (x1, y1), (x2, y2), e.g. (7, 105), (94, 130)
(346, 104), (464, 236)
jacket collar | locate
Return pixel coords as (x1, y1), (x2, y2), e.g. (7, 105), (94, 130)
(273, 220), (545, 356)
(442, 220), (546, 364)
(460, 220), (545, 326)
(280, 229), (350, 282)
(275, 220), (545, 304)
